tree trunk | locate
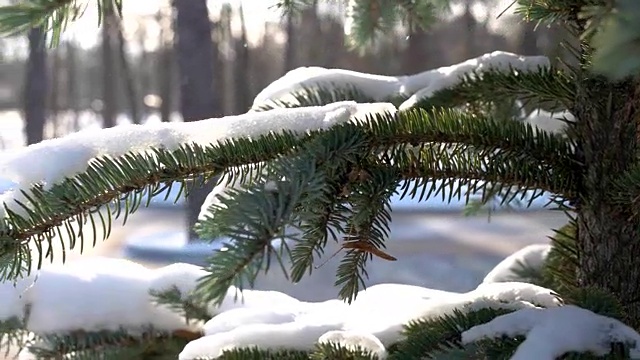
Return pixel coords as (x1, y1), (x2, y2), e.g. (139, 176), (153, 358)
(158, 45), (174, 123)
(234, 3), (250, 114)
(174, 0), (222, 241)
(49, 46), (61, 137)
(461, 3), (477, 60)
(517, 21), (538, 56)
(403, 28), (430, 74)
(23, 27), (47, 145)
(101, 5), (118, 128)
(65, 40), (80, 131)
(283, 9), (295, 73)
(114, 17), (142, 125)
(575, 77), (640, 328)
(158, 9), (175, 123)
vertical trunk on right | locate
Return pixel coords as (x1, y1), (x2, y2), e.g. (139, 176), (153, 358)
(575, 76), (640, 328)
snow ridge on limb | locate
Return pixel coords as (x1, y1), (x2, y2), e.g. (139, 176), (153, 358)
(252, 51), (551, 111)
(462, 305), (640, 360)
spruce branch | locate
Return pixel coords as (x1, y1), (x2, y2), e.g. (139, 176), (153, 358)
(0, 134), (301, 281)
(270, 0), (314, 16)
(388, 141), (573, 206)
(590, 0), (640, 79)
(368, 108), (580, 196)
(195, 109), (576, 304)
(0, 0), (122, 46)
(514, 0), (576, 24)
(196, 126), (373, 305)
(28, 327), (197, 360)
(212, 346), (311, 360)
(610, 163), (640, 220)
(150, 286), (211, 324)
(343, 0), (448, 51)
(335, 164), (399, 303)
(194, 163), (328, 306)
(415, 67), (575, 112)
(288, 127), (374, 283)
(390, 307), (517, 359)
(0, 317), (30, 358)
(311, 342), (381, 359)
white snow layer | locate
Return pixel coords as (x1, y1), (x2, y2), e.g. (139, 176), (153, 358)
(0, 102), (395, 218)
(0, 256), (632, 360)
(523, 109), (574, 133)
(462, 305), (640, 360)
(252, 51), (550, 111)
(482, 244), (552, 284)
(318, 330), (387, 359)
(179, 282), (561, 359)
(0, 257), (303, 335)
(10, 258), (207, 334)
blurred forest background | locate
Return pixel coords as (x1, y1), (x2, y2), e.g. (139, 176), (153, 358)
(0, 0), (567, 147)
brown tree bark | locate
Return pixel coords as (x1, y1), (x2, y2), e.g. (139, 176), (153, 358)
(574, 77), (640, 328)
(174, 0), (222, 241)
(23, 27), (47, 145)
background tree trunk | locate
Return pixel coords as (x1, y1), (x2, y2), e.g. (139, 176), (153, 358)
(461, 3), (477, 60)
(517, 21), (539, 56)
(174, 0), (222, 241)
(233, 3), (250, 114)
(283, 9), (295, 73)
(101, 4), (118, 128)
(114, 17), (141, 125)
(403, 28), (430, 74)
(575, 79), (640, 328)
(158, 10), (175, 123)
(65, 40), (80, 131)
(23, 27), (47, 145)
(49, 46), (61, 137)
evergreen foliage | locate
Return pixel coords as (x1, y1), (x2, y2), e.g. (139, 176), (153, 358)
(0, 0), (639, 359)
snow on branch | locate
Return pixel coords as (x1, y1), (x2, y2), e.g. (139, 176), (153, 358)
(178, 281), (560, 359)
(0, 249), (633, 359)
(461, 305), (640, 359)
(0, 102), (390, 196)
(252, 51), (550, 111)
